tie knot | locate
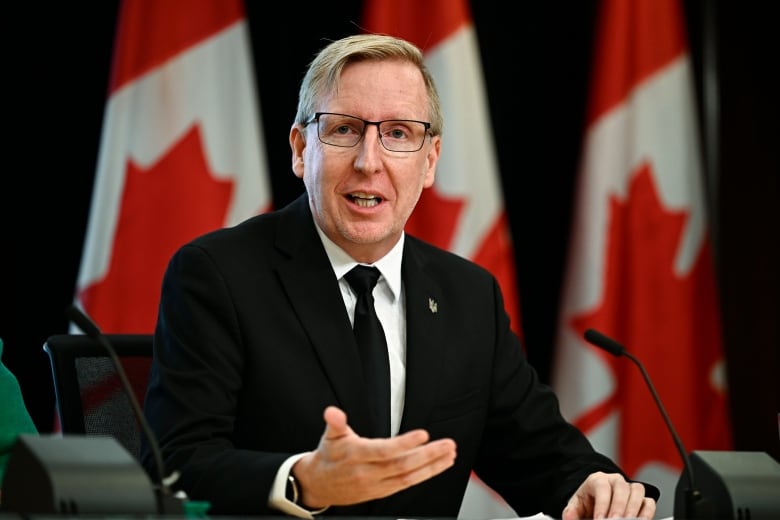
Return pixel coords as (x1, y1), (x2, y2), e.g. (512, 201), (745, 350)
(345, 265), (381, 295)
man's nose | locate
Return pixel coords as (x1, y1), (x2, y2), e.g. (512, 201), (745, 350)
(353, 125), (384, 171)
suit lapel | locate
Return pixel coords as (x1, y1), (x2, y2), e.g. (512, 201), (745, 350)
(271, 199), (446, 437)
(398, 239), (446, 433)
(273, 197), (375, 436)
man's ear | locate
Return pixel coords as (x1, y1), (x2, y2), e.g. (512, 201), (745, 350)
(423, 135), (441, 188)
(290, 124), (306, 179)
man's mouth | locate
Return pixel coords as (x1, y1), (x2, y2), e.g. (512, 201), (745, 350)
(349, 193), (382, 208)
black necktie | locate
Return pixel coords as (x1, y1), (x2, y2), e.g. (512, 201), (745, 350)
(345, 265), (391, 438)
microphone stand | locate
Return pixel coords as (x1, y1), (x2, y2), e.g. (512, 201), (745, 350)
(67, 304), (183, 514)
(583, 328), (714, 519)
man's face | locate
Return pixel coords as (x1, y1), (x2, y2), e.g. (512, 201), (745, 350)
(291, 59), (440, 263)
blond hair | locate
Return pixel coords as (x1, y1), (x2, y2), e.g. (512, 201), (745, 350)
(294, 34), (443, 136)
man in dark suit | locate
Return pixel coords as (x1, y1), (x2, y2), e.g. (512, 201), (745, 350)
(141, 34), (658, 519)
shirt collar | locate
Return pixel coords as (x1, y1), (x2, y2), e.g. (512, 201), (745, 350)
(314, 221), (403, 303)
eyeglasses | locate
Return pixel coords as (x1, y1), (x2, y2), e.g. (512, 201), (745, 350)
(305, 112), (431, 153)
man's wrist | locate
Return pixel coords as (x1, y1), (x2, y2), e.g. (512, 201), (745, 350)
(287, 470), (329, 514)
(268, 453), (329, 518)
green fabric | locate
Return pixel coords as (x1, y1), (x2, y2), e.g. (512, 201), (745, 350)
(0, 337), (38, 486)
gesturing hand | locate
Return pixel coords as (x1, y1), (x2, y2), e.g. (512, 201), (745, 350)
(291, 405), (457, 509)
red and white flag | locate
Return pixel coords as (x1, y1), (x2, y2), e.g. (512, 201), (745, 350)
(74, 0), (271, 335)
(552, 0), (732, 516)
(363, 1), (521, 517)
(70, 0), (270, 426)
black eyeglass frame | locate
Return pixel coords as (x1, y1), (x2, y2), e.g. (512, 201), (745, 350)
(305, 112), (432, 152)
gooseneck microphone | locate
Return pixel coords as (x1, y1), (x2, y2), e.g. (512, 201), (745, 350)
(583, 328), (709, 518)
(66, 304), (175, 514)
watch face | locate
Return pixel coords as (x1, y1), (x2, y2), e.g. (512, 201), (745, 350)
(286, 474), (298, 504)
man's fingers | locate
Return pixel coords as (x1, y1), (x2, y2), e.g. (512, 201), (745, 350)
(355, 431), (454, 466)
(562, 472), (657, 520)
(602, 479), (647, 519)
(380, 444), (457, 491)
(614, 482), (654, 519)
(362, 428), (431, 455)
(638, 496), (657, 520)
(373, 437), (456, 467)
(360, 440), (456, 501)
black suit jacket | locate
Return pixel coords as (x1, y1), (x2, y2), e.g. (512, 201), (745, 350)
(141, 194), (656, 517)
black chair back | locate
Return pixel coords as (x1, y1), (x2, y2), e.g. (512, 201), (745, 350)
(43, 333), (153, 460)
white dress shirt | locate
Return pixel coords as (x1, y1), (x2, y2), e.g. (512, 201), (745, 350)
(268, 223), (407, 517)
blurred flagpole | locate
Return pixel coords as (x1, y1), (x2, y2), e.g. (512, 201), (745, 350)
(552, 0), (732, 517)
(363, 1), (521, 517)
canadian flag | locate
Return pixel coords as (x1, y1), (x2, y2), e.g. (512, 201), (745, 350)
(74, 0), (271, 335)
(363, 1), (521, 518)
(70, 0), (270, 423)
(552, 0), (732, 517)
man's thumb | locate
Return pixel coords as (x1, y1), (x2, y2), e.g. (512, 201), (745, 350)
(322, 405), (349, 439)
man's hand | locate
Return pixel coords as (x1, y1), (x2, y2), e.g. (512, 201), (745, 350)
(562, 471), (656, 520)
(291, 405), (457, 509)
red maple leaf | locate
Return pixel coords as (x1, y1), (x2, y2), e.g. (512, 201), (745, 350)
(569, 162), (731, 476)
(79, 125), (233, 333)
(405, 186), (465, 250)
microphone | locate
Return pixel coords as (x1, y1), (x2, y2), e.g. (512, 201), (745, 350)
(66, 304), (178, 514)
(583, 328), (709, 518)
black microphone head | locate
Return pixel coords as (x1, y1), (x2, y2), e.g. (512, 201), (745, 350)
(584, 328), (626, 356)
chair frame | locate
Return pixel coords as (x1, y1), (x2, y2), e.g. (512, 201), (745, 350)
(43, 333), (153, 434)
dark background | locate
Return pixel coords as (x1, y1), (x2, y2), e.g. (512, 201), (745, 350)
(5, 1), (778, 461)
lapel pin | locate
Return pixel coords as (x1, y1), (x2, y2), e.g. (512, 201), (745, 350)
(428, 298), (438, 314)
